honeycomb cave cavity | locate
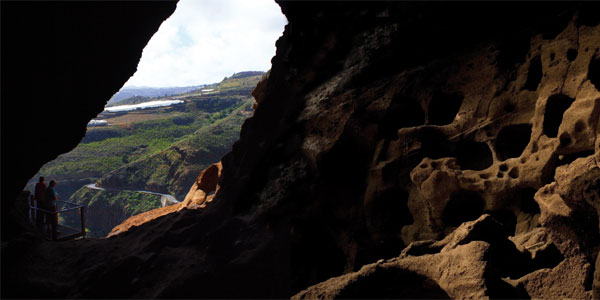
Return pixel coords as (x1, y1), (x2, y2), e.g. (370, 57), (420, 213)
(335, 268), (450, 299)
(495, 124), (532, 161)
(455, 140), (493, 171)
(589, 56), (600, 91)
(428, 91), (464, 125)
(543, 94), (575, 138)
(508, 167), (519, 179)
(417, 128), (453, 159)
(442, 190), (485, 227)
(519, 187), (540, 214)
(523, 55), (542, 91)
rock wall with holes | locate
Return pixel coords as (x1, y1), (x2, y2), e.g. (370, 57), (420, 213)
(216, 3), (600, 298)
(293, 14), (600, 300)
(3, 2), (600, 299)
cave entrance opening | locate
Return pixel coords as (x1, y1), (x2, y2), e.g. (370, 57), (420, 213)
(24, 0), (287, 239)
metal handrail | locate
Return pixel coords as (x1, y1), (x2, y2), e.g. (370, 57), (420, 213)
(56, 200), (85, 213)
(29, 196), (86, 241)
(29, 200), (84, 212)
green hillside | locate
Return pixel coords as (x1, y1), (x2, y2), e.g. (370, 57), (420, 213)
(96, 99), (253, 199)
(28, 71), (262, 237)
(66, 189), (161, 238)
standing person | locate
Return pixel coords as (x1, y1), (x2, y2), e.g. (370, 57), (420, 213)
(45, 180), (59, 238)
(34, 176), (47, 229)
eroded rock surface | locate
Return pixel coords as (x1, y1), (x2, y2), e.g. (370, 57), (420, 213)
(3, 2), (600, 299)
(294, 215), (534, 299)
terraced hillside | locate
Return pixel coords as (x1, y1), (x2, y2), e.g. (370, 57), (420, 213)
(27, 72), (262, 237)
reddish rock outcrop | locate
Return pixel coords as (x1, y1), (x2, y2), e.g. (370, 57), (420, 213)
(107, 162), (222, 237)
(178, 162), (222, 210)
(107, 203), (180, 238)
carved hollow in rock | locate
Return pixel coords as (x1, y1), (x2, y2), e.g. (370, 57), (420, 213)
(543, 94), (575, 138)
(291, 219), (347, 293)
(369, 187), (413, 233)
(442, 190), (485, 227)
(559, 132), (572, 147)
(589, 56), (600, 91)
(567, 48), (578, 62)
(530, 243), (565, 273)
(556, 150), (596, 168)
(495, 124), (532, 161)
(455, 140), (493, 171)
(508, 167), (519, 179)
(523, 55), (542, 91)
(428, 91), (464, 125)
(380, 95), (425, 139)
(502, 242), (565, 280)
(519, 187), (540, 215)
(574, 120), (586, 133)
(486, 209), (517, 235)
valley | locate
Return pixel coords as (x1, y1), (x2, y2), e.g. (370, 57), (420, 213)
(26, 71), (263, 237)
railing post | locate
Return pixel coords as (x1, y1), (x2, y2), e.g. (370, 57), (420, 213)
(29, 195), (35, 222)
(52, 207), (58, 241)
(80, 206), (86, 239)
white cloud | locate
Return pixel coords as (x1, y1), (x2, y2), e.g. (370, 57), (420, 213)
(124, 0), (287, 87)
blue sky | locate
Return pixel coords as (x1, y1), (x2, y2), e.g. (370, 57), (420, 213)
(124, 0), (287, 87)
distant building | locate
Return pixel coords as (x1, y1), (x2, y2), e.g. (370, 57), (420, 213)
(88, 119), (108, 127)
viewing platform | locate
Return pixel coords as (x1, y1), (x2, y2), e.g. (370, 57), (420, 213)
(29, 197), (86, 241)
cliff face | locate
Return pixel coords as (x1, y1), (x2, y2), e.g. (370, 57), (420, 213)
(3, 2), (600, 299)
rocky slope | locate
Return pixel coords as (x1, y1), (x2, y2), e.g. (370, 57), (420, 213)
(3, 2), (600, 299)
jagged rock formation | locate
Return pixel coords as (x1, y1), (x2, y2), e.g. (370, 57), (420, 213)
(178, 162), (222, 210)
(2, 2), (600, 299)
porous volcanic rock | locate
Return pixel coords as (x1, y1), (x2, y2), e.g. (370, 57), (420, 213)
(3, 2), (600, 299)
(293, 215), (535, 299)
